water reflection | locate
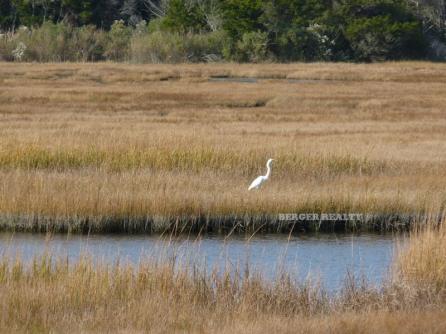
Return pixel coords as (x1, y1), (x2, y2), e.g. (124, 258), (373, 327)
(0, 232), (398, 291)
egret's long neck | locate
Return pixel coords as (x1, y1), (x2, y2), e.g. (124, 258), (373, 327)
(265, 163), (272, 179)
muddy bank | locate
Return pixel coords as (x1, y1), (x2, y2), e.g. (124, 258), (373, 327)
(0, 212), (435, 234)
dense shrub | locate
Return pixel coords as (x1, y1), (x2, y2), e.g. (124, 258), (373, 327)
(221, 0), (264, 40)
(73, 25), (107, 62)
(260, 0), (332, 61)
(0, 32), (16, 61)
(0, 22), (107, 62)
(162, 0), (209, 33)
(346, 16), (425, 61)
(26, 22), (73, 61)
(7, 22), (77, 62)
(104, 20), (131, 61)
(230, 31), (269, 62)
(268, 24), (334, 61)
(130, 29), (227, 63)
(0, 0), (105, 29)
(329, 0), (428, 61)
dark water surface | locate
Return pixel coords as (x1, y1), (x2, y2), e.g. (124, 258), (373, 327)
(208, 77), (335, 84)
(0, 232), (398, 292)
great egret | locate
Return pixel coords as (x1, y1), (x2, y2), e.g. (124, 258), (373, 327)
(248, 159), (274, 190)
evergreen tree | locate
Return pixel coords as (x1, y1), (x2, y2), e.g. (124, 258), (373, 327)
(0, 0), (15, 30)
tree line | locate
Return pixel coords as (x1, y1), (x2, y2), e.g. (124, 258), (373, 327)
(1, 0), (445, 62)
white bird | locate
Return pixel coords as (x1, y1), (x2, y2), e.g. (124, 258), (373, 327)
(248, 159), (274, 190)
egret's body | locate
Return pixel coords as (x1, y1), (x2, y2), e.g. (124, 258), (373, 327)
(248, 159), (274, 190)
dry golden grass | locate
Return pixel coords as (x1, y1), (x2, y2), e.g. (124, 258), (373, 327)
(1, 62), (446, 231)
(396, 219), (446, 289)
(1, 221), (446, 333)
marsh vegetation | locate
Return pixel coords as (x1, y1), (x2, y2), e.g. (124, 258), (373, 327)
(1, 62), (446, 232)
(1, 61), (446, 331)
(0, 221), (445, 332)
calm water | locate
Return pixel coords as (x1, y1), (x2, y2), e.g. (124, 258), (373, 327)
(0, 233), (398, 291)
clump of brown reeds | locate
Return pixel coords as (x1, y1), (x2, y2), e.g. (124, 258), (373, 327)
(396, 217), (446, 290)
(0, 251), (329, 332)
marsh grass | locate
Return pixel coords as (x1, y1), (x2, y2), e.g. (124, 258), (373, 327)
(396, 218), (446, 290)
(0, 145), (392, 175)
(1, 62), (446, 233)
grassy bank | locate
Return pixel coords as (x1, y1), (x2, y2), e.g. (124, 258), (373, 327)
(1, 62), (446, 233)
(0, 221), (446, 332)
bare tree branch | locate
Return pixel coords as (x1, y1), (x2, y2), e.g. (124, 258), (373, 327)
(143, 0), (170, 18)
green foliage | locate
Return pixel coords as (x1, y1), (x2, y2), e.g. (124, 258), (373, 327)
(262, 0), (330, 30)
(0, 32), (17, 61)
(346, 16), (425, 61)
(74, 25), (107, 61)
(162, 0), (208, 33)
(104, 20), (131, 61)
(0, 0), (15, 31)
(60, 0), (93, 25)
(261, 0), (333, 61)
(0, 0), (128, 30)
(267, 24), (333, 61)
(147, 17), (167, 33)
(0, 0), (437, 62)
(19, 21), (76, 61)
(221, 0), (264, 40)
(231, 30), (269, 62)
(130, 29), (228, 63)
(329, 0), (427, 61)
(7, 0), (46, 27)
(0, 21), (106, 62)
